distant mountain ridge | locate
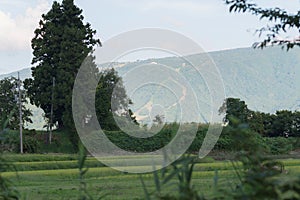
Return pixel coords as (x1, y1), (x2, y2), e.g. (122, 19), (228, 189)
(0, 68), (31, 80)
(1, 47), (299, 128)
(110, 47), (300, 114)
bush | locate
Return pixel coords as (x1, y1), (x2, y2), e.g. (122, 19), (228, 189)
(104, 124), (177, 153)
(105, 130), (172, 153)
(264, 137), (294, 155)
(0, 130), (42, 153)
(0, 129), (76, 154)
(188, 125), (208, 152)
(0, 129), (20, 152)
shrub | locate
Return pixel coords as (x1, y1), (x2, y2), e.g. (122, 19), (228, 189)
(264, 137), (294, 155)
(104, 125), (176, 153)
(0, 130), (41, 153)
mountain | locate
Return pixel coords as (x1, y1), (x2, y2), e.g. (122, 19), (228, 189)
(1, 47), (300, 127)
(0, 68), (31, 80)
(112, 47), (300, 115)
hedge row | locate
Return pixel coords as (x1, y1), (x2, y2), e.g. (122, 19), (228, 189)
(1, 124), (299, 155)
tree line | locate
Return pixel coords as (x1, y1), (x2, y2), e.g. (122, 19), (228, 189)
(221, 98), (300, 137)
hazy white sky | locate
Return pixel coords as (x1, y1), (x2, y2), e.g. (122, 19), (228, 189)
(0, 0), (299, 74)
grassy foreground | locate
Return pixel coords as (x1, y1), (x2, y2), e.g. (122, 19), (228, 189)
(2, 154), (300, 200)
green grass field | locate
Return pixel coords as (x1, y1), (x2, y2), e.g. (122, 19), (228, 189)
(2, 154), (300, 200)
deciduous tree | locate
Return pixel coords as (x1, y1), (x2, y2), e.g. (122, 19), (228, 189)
(95, 68), (134, 131)
(0, 77), (32, 130)
(219, 97), (252, 126)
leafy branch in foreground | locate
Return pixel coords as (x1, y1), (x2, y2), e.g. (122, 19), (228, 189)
(224, 0), (300, 50)
(78, 145), (93, 200)
(78, 144), (107, 200)
(141, 155), (204, 200)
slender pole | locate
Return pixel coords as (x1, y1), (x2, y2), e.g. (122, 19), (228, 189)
(49, 77), (55, 144)
(18, 72), (23, 154)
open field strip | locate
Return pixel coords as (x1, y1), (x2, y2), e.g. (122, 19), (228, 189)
(3, 166), (237, 199)
(5, 157), (300, 172)
(4, 167), (299, 200)
(2, 154), (300, 199)
(3, 162), (300, 179)
(8, 161), (234, 172)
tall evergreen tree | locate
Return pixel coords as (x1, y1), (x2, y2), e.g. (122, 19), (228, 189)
(24, 0), (100, 129)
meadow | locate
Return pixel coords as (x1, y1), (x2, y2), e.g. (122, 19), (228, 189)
(2, 153), (300, 200)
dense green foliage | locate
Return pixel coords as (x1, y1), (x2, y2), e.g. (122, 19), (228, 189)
(104, 124), (176, 152)
(0, 77), (32, 131)
(24, 0), (100, 129)
(219, 98), (251, 125)
(0, 129), (75, 154)
(1, 123), (299, 156)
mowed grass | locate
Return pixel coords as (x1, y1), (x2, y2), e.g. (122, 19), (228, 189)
(2, 154), (300, 200)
